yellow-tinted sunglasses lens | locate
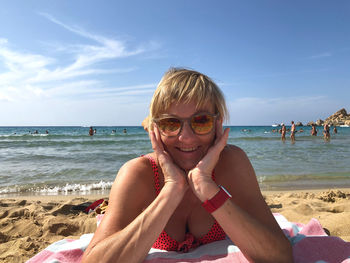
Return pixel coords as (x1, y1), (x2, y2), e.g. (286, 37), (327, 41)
(191, 114), (215, 135)
(157, 118), (181, 136)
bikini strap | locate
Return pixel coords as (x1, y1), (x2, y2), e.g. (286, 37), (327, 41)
(141, 155), (160, 195)
(212, 170), (216, 182)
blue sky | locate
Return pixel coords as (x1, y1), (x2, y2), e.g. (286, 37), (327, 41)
(0, 1), (349, 126)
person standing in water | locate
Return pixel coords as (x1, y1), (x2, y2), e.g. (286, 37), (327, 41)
(311, 124), (317, 136)
(281, 123), (286, 141)
(89, 127), (94, 136)
(290, 121), (296, 142)
(323, 123), (330, 141)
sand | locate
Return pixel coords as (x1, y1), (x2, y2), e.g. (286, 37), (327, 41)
(1, 189), (350, 263)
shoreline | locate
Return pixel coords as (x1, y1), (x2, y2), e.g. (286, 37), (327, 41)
(0, 192), (110, 200)
(2, 185), (350, 200)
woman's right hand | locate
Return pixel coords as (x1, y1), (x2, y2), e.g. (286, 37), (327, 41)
(150, 125), (188, 192)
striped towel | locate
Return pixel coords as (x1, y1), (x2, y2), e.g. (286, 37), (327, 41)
(26, 213), (350, 263)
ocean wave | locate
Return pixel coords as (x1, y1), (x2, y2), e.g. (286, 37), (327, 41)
(0, 133), (148, 140)
(0, 180), (113, 195)
(0, 137), (151, 150)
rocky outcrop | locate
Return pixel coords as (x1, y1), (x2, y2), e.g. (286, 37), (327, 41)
(316, 119), (324, 126)
(279, 108), (349, 126)
(305, 108), (350, 126)
(324, 108), (350, 126)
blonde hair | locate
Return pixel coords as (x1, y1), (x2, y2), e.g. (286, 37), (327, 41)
(143, 68), (228, 131)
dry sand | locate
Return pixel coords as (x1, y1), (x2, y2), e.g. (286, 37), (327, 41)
(1, 189), (350, 263)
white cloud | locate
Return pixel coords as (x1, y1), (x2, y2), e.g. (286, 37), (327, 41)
(0, 93), (12, 102)
(307, 52), (332, 59)
(39, 12), (146, 68)
(0, 40), (54, 87)
(0, 14), (160, 103)
(43, 82), (156, 100)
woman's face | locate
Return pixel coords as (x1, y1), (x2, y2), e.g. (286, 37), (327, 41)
(159, 100), (217, 172)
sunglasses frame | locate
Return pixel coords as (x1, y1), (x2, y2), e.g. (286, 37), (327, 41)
(153, 113), (218, 137)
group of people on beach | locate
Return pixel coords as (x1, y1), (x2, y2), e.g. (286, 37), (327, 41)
(279, 121), (337, 142)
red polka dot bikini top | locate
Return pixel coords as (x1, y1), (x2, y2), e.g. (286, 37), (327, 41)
(143, 155), (226, 252)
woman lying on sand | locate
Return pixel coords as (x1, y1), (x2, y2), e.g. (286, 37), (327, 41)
(82, 68), (293, 263)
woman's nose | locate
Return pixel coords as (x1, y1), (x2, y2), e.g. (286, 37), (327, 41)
(178, 121), (195, 141)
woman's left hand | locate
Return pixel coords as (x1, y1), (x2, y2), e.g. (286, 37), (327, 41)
(187, 121), (230, 200)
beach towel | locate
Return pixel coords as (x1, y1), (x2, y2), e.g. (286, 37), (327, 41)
(26, 213), (350, 263)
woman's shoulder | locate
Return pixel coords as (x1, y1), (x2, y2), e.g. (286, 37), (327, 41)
(121, 153), (155, 170)
(110, 154), (157, 202)
(216, 144), (252, 179)
(116, 154), (156, 184)
(221, 144), (247, 159)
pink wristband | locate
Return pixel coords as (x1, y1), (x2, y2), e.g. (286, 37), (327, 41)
(202, 185), (232, 213)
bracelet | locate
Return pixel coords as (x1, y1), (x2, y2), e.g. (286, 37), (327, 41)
(202, 185), (232, 213)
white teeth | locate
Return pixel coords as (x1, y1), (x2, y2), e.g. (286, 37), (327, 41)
(179, 147), (197, 152)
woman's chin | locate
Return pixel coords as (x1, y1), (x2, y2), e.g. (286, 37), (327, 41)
(175, 159), (198, 172)
(169, 150), (206, 172)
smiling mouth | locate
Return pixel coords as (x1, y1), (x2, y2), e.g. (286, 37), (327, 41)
(177, 147), (198, 152)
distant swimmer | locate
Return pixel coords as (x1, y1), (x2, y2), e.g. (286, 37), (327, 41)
(46, 130), (49, 134)
(311, 124), (317, 136)
(94, 129), (97, 134)
(323, 123), (330, 141)
(290, 121), (296, 142)
(89, 127), (94, 136)
(123, 128), (127, 134)
(281, 123), (286, 141)
(333, 126), (337, 134)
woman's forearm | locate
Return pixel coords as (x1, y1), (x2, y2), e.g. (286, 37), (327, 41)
(213, 199), (293, 263)
(188, 145), (293, 263)
(82, 183), (186, 263)
(190, 179), (292, 262)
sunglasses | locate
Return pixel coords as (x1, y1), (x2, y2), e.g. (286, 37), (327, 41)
(153, 113), (217, 136)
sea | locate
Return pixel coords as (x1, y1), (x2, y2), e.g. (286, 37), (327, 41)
(1, 126), (350, 197)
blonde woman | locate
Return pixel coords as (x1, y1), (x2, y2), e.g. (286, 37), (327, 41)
(82, 68), (292, 263)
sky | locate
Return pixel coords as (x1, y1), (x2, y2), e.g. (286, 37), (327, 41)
(0, 1), (349, 126)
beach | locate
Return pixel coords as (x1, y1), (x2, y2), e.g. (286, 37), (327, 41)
(1, 188), (350, 263)
(0, 194), (107, 263)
